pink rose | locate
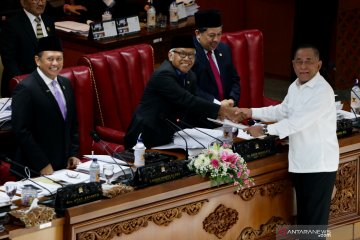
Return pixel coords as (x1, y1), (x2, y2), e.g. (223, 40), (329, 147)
(211, 159), (219, 168)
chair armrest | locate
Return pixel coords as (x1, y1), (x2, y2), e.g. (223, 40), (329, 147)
(95, 126), (126, 144)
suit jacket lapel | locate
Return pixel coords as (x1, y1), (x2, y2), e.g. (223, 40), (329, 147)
(20, 11), (38, 48)
(34, 72), (67, 119)
(214, 49), (225, 78)
(194, 40), (217, 85)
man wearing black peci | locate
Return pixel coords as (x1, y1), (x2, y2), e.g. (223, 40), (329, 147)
(125, 35), (245, 149)
(1, 0), (55, 97)
(192, 9), (240, 107)
(11, 36), (80, 177)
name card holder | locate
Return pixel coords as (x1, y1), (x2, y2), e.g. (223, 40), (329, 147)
(89, 15), (141, 40)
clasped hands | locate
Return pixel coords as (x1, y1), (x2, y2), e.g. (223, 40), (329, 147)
(218, 100), (251, 123)
(219, 104), (264, 137)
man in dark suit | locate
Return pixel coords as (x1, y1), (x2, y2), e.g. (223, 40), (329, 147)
(11, 36), (80, 177)
(192, 9), (240, 107)
(0, 0), (55, 97)
(125, 35), (244, 149)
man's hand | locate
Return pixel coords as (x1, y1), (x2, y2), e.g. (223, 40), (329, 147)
(64, 4), (87, 15)
(67, 157), (81, 169)
(40, 164), (54, 175)
(219, 106), (247, 122)
(237, 108), (252, 119)
(221, 99), (234, 107)
(244, 125), (264, 137)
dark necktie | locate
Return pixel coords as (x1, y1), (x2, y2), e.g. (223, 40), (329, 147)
(207, 51), (224, 100)
(34, 17), (44, 39)
(51, 80), (66, 120)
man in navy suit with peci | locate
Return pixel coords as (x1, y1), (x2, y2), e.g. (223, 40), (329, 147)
(192, 9), (240, 107)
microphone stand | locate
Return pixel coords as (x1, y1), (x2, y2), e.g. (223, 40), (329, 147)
(165, 118), (206, 149)
(164, 119), (189, 160)
(2, 156), (65, 187)
(177, 119), (224, 145)
(8, 167), (55, 198)
(90, 131), (134, 183)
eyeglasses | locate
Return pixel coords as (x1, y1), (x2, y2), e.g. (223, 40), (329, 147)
(172, 50), (196, 59)
(31, 0), (46, 4)
(292, 59), (318, 66)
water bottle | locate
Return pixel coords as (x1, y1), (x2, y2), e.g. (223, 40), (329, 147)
(102, 11), (112, 21)
(134, 135), (146, 167)
(147, 0), (156, 30)
(169, 2), (178, 26)
(222, 125), (233, 147)
(350, 78), (360, 115)
(89, 158), (100, 182)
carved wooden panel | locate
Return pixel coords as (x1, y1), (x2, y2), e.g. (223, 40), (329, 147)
(236, 179), (292, 201)
(76, 199), (208, 240)
(330, 159), (358, 219)
(239, 216), (289, 240)
(203, 204), (239, 239)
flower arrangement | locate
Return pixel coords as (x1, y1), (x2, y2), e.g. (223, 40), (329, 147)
(188, 143), (254, 192)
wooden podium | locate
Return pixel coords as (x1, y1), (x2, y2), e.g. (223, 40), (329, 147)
(2, 132), (360, 239)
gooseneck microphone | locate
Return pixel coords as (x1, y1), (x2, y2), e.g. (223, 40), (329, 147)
(164, 119), (189, 160)
(89, 131), (134, 180)
(165, 118), (206, 149)
(0, 155), (56, 197)
(1, 155), (65, 187)
(177, 119), (224, 145)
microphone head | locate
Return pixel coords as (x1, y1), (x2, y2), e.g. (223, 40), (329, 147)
(90, 131), (101, 142)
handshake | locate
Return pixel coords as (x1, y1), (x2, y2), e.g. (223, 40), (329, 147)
(218, 100), (267, 138)
(218, 99), (252, 123)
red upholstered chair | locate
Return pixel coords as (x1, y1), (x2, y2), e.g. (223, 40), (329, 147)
(78, 44), (154, 145)
(9, 66), (123, 158)
(221, 29), (280, 108)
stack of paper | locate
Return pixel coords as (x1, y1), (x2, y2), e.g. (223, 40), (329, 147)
(2, 170), (90, 197)
(55, 21), (89, 36)
(0, 98), (11, 123)
(173, 128), (222, 148)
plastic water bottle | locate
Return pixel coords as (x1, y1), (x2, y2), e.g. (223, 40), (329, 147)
(102, 11), (112, 21)
(169, 2), (178, 26)
(89, 158), (100, 182)
(147, 0), (156, 30)
(134, 135), (146, 167)
(351, 78), (360, 115)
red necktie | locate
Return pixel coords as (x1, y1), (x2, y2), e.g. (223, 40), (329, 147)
(207, 51), (224, 100)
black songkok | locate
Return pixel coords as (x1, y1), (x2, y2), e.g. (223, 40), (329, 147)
(36, 36), (63, 54)
(171, 35), (195, 49)
(195, 9), (222, 29)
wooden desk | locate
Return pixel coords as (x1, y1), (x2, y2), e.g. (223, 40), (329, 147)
(57, 17), (195, 68)
(3, 133), (360, 239)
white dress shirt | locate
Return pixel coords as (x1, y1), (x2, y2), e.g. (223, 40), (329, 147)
(23, 9), (48, 37)
(37, 68), (67, 113)
(252, 72), (339, 173)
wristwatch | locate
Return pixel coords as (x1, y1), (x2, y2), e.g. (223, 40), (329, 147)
(262, 125), (269, 135)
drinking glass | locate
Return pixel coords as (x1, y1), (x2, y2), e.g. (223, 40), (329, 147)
(4, 182), (18, 206)
(103, 164), (114, 185)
